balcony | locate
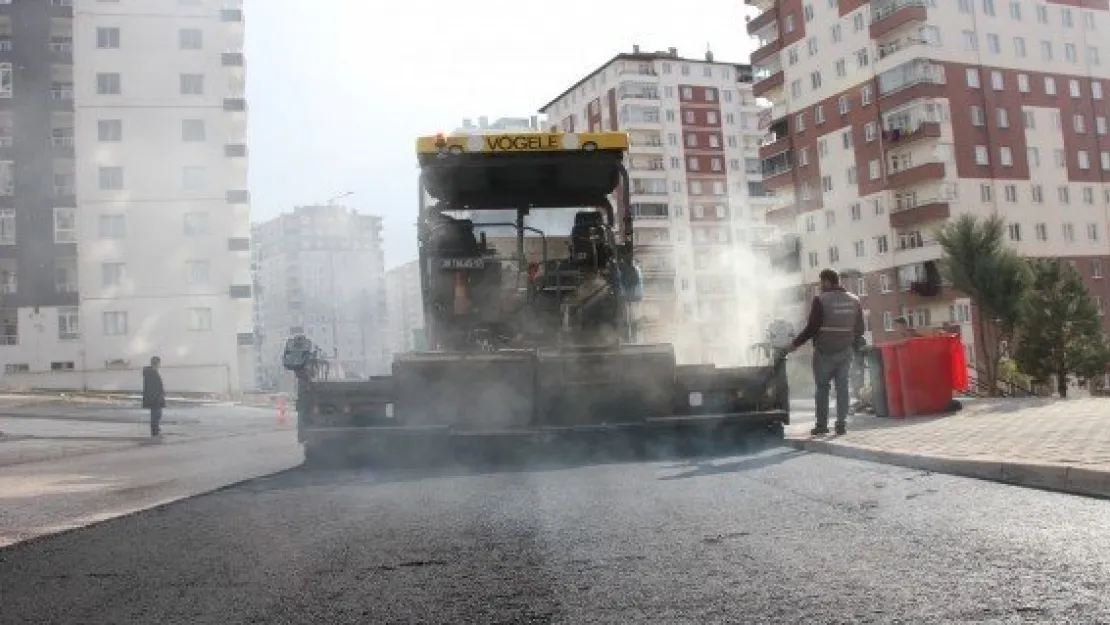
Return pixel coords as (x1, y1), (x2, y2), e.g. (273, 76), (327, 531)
(49, 38), (73, 64)
(889, 199), (950, 229)
(760, 149), (794, 189)
(619, 83), (660, 100)
(758, 118), (790, 160)
(630, 202), (670, 221)
(757, 101), (788, 131)
(764, 202), (797, 227)
(878, 59), (945, 104)
(618, 65), (658, 78)
(629, 158), (666, 173)
(50, 0), (74, 18)
(870, 0), (929, 39)
(50, 130), (75, 156)
(752, 66), (784, 99)
(882, 121), (940, 146)
(886, 161), (946, 189)
(746, 5), (778, 36)
(49, 84), (74, 111)
(876, 31), (936, 63)
(750, 32), (782, 66)
(629, 136), (664, 152)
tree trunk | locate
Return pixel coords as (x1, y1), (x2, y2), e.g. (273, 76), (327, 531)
(979, 318), (1001, 397)
(1057, 372), (1069, 398)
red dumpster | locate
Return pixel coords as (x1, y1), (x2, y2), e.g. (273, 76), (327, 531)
(897, 335), (958, 416)
(879, 342), (907, 418)
(949, 335), (969, 393)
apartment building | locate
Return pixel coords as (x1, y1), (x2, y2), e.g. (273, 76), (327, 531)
(748, 0), (1110, 361)
(253, 205), (388, 391)
(384, 260), (424, 358)
(538, 46), (783, 364)
(0, 0), (251, 393)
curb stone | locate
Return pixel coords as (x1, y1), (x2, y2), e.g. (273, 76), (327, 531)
(785, 437), (1110, 499)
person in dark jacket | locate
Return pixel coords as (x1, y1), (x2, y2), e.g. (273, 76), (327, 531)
(786, 268), (866, 436)
(142, 356), (165, 439)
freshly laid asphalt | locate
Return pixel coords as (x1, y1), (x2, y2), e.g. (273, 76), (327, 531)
(2, 445), (1109, 624)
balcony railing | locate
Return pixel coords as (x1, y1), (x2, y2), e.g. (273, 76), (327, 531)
(871, 0), (928, 23)
(761, 151), (794, 178)
(878, 59), (945, 97)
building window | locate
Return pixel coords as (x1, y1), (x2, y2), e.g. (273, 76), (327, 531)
(53, 207), (76, 243)
(187, 308), (213, 331)
(58, 307), (79, 341)
(96, 72), (121, 95)
(0, 63), (11, 98)
(1035, 222), (1048, 240)
(98, 213), (126, 239)
(98, 119), (122, 142)
(102, 311), (128, 337)
(101, 262), (125, 287)
(0, 209), (13, 245)
(975, 145), (990, 165)
(99, 166), (123, 190)
(179, 28), (203, 50)
(1008, 223), (1022, 241)
(180, 73), (205, 95)
(182, 119), (206, 141)
(96, 27), (120, 49)
(0, 161), (10, 196)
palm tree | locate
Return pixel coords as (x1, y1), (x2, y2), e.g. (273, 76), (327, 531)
(935, 213), (1031, 396)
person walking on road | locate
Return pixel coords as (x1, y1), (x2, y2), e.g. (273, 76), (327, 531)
(142, 356), (166, 441)
(786, 268), (865, 436)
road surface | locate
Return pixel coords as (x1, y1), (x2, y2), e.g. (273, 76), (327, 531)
(2, 446), (1108, 624)
(0, 430), (301, 548)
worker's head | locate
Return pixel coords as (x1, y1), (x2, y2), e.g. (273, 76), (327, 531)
(150, 356), (161, 369)
(818, 268), (840, 292)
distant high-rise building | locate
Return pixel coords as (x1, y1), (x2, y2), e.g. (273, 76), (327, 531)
(252, 205), (387, 390)
(538, 46), (781, 364)
(385, 260), (424, 357)
(455, 116), (543, 134)
(0, 1), (251, 393)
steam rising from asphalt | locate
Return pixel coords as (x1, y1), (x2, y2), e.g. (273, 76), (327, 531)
(640, 225), (800, 367)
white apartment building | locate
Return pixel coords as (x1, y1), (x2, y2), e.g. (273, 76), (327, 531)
(748, 0), (1110, 360)
(538, 46), (783, 364)
(253, 205), (388, 391)
(0, 0), (251, 394)
(385, 260), (423, 358)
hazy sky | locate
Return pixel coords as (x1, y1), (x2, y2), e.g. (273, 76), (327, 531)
(245, 0), (759, 269)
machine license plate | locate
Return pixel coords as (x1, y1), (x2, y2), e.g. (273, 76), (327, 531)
(440, 257), (485, 270)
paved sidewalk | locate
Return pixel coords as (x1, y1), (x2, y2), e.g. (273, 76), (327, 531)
(786, 397), (1110, 498)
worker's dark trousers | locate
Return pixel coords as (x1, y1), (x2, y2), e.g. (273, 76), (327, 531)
(813, 348), (854, 428)
(150, 407), (163, 437)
